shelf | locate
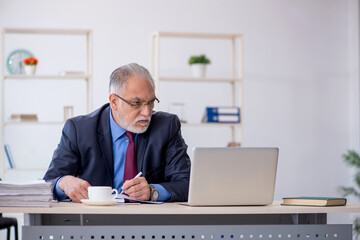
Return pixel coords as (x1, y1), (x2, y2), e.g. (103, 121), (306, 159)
(3, 28), (91, 35)
(4, 75), (89, 80)
(159, 77), (242, 83)
(150, 31), (243, 144)
(5, 168), (48, 172)
(182, 122), (241, 127)
(1, 27), (93, 179)
(4, 121), (64, 125)
(152, 31), (242, 39)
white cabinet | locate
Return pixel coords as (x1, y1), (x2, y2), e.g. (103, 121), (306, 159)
(150, 32), (243, 147)
(0, 28), (93, 180)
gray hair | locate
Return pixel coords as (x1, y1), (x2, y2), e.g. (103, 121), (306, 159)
(109, 63), (155, 94)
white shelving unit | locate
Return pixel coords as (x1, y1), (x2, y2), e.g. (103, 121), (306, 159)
(150, 31), (243, 145)
(0, 28), (93, 179)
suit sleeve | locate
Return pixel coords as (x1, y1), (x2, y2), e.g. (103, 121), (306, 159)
(160, 115), (191, 202)
(43, 119), (81, 199)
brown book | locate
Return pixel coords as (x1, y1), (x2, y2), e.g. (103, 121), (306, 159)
(10, 114), (38, 121)
(282, 197), (347, 207)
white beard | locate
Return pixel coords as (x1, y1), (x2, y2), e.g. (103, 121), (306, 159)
(118, 115), (152, 134)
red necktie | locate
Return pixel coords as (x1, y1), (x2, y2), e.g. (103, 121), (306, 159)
(123, 131), (137, 182)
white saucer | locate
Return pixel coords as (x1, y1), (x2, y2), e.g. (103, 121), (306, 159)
(80, 199), (118, 206)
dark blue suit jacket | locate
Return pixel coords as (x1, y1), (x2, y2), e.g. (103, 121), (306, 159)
(43, 103), (191, 202)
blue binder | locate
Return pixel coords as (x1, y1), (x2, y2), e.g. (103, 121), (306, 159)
(205, 107), (241, 123)
(4, 144), (15, 169)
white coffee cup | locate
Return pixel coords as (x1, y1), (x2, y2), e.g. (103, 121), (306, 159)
(88, 186), (118, 202)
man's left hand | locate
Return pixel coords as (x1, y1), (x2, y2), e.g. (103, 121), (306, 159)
(122, 177), (151, 201)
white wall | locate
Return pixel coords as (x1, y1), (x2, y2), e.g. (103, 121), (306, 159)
(0, 0), (358, 226)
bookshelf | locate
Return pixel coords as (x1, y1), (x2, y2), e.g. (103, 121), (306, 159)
(0, 28), (93, 180)
(150, 31), (243, 146)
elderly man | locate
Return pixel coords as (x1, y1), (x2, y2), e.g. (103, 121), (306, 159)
(44, 63), (191, 203)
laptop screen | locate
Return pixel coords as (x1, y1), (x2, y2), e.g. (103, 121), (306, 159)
(187, 147), (279, 206)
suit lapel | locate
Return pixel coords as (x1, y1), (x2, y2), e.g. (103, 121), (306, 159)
(136, 131), (149, 172)
(97, 105), (114, 186)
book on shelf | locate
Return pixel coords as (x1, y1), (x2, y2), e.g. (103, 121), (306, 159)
(58, 71), (85, 76)
(0, 180), (52, 207)
(10, 114), (38, 122)
(4, 144), (15, 169)
(281, 197), (347, 207)
(202, 106), (241, 123)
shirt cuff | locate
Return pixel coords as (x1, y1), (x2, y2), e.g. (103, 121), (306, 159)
(55, 177), (68, 201)
(152, 184), (171, 202)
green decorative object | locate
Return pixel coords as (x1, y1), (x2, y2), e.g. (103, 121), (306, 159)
(339, 150), (360, 238)
(188, 54), (211, 78)
(188, 54), (211, 65)
(6, 49), (33, 75)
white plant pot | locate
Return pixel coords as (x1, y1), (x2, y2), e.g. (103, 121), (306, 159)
(24, 65), (36, 75)
(190, 64), (207, 78)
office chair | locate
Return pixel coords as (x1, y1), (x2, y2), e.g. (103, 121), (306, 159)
(0, 213), (18, 240)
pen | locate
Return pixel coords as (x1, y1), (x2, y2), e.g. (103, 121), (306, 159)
(120, 171), (143, 195)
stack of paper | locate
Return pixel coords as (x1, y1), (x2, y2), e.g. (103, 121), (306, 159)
(0, 180), (52, 207)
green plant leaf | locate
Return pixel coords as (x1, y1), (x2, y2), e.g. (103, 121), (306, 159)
(355, 172), (360, 188)
(354, 218), (360, 235)
(343, 150), (360, 168)
(188, 54), (211, 65)
(339, 186), (360, 197)
(342, 150), (360, 237)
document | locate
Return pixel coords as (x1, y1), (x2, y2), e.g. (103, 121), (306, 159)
(116, 193), (163, 204)
(0, 180), (52, 207)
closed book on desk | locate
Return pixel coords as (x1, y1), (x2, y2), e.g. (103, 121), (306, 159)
(282, 197), (347, 207)
(203, 107), (240, 123)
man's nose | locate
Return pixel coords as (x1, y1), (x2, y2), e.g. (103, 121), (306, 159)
(140, 104), (152, 116)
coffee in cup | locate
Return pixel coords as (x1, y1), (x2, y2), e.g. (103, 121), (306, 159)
(88, 186), (118, 201)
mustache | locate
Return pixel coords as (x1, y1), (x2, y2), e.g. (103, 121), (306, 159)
(136, 116), (151, 122)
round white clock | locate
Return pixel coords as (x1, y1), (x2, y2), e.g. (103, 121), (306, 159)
(6, 49), (33, 75)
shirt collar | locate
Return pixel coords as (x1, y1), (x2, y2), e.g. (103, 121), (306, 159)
(109, 109), (126, 142)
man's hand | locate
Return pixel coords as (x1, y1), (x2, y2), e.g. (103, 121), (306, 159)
(122, 177), (151, 201)
(59, 175), (91, 203)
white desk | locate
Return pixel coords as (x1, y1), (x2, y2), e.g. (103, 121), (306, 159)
(1, 201), (358, 240)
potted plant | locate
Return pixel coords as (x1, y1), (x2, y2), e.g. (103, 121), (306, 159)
(23, 57), (38, 75)
(188, 54), (211, 78)
(339, 150), (360, 238)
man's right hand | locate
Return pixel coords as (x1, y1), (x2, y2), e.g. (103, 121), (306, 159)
(58, 175), (91, 203)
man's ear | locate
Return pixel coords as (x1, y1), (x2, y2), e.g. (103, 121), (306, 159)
(109, 94), (118, 110)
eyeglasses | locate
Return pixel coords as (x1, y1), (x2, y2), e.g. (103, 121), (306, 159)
(113, 93), (160, 109)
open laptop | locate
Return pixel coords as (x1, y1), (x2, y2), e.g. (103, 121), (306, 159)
(182, 147), (279, 206)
